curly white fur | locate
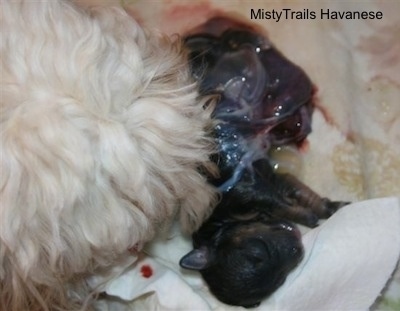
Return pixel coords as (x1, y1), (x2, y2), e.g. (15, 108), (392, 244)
(0, 0), (217, 310)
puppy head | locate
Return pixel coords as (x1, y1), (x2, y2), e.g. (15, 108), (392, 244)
(180, 219), (303, 308)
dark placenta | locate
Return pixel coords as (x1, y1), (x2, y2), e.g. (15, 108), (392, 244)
(185, 18), (314, 191)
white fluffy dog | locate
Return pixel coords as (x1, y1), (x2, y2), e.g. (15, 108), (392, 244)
(0, 0), (217, 310)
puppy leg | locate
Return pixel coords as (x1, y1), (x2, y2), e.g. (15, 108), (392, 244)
(248, 159), (349, 227)
(273, 173), (350, 219)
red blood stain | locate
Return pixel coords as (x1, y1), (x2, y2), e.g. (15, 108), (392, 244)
(297, 138), (310, 153)
(161, 2), (222, 34)
(164, 2), (214, 22)
(311, 85), (337, 128)
(140, 265), (153, 278)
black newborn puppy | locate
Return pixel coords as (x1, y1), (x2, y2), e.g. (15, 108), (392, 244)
(180, 159), (347, 308)
(180, 219), (302, 308)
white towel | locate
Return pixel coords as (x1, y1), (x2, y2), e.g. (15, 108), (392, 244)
(94, 197), (400, 310)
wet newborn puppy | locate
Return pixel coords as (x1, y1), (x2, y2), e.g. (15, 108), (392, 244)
(1, 1), (217, 310)
(180, 159), (346, 308)
(181, 218), (302, 309)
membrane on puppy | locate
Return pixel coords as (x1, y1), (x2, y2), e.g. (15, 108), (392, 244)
(185, 16), (313, 196)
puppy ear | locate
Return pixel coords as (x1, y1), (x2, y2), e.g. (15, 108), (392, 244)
(179, 246), (214, 270)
